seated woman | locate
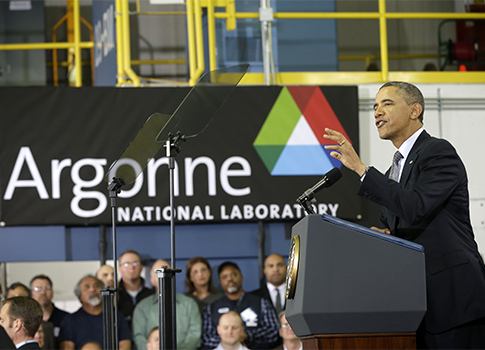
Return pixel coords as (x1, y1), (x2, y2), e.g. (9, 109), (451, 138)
(185, 257), (224, 314)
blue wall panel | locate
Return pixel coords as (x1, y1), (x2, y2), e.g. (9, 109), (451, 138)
(0, 222), (293, 294)
(0, 226), (66, 261)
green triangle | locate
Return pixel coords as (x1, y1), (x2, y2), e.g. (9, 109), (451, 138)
(254, 87), (302, 146)
(254, 145), (286, 173)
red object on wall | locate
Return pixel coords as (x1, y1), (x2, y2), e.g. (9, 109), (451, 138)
(455, 4), (485, 70)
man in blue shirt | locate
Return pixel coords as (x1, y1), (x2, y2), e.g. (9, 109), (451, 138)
(58, 275), (132, 350)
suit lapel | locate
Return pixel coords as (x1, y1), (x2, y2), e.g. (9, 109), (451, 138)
(400, 130), (430, 187)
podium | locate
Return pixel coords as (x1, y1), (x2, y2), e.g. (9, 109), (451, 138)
(286, 214), (426, 350)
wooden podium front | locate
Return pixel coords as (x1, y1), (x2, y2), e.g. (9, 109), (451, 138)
(285, 214), (426, 350)
(301, 333), (416, 350)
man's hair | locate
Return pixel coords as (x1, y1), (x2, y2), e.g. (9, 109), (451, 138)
(278, 310), (286, 327)
(29, 275), (53, 289)
(218, 261), (241, 275)
(74, 275), (103, 299)
(119, 249), (142, 264)
(147, 326), (159, 342)
(379, 81), (425, 122)
(2, 297), (42, 337)
(7, 283), (31, 297)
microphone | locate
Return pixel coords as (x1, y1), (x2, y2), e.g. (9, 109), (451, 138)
(297, 167), (342, 205)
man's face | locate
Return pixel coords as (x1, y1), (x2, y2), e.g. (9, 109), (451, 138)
(79, 277), (103, 308)
(217, 313), (244, 347)
(31, 278), (53, 307)
(146, 329), (159, 350)
(263, 254), (286, 287)
(97, 265), (115, 288)
(0, 303), (14, 340)
(119, 252), (143, 282)
(219, 266), (243, 295)
(150, 260), (171, 290)
(279, 314), (298, 341)
(374, 86), (417, 145)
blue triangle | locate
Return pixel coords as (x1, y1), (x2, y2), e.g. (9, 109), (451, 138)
(271, 145), (335, 176)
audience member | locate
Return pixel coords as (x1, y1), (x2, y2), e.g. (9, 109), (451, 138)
(118, 250), (154, 327)
(201, 262), (279, 349)
(30, 275), (68, 344)
(185, 257), (224, 314)
(58, 275), (131, 350)
(215, 311), (248, 350)
(96, 265), (115, 288)
(146, 327), (159, 350)
(79, 342), (102, 350)
(6, 283), (30, 299)
(275, 311), (301, 350)
(0, 296), (43, 349)
(132, 259), (201, 350)
(34, 323), (45, 349)
(250, 254), (286, 315)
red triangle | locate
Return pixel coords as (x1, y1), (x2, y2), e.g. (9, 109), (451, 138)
(303, 88), (351, 145)
(287, 86), (317, 113)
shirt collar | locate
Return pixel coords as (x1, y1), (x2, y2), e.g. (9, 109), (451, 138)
(16, 340), (39, 349)
(398, 127), (424, 159)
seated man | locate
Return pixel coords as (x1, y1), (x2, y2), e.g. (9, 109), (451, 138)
(117, 250), (154, 327)
(215, 311), (248, 350)
(6, 283), (31, 298)
(96, 265), (115, 289)
(276, 311), (301, 350)
(58, 275), (132, 350)
(132, 259), (201, 350)
(201, 262), (279, 349)
(0, 296), (43, 349)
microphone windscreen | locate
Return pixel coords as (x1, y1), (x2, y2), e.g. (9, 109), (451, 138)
(325, 167), (342, 186)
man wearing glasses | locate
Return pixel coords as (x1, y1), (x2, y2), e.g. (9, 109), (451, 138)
(30, 275), (68, 347)
(118, 250), (154, 328)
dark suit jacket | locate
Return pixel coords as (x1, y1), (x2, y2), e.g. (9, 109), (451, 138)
(250, 284), (286, 314)
(0, 326), (15, 350)
(359, 130), (485, 334)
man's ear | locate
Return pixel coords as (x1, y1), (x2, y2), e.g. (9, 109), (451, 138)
(411, 103), (423, 119)
(13, 318), (22, 333)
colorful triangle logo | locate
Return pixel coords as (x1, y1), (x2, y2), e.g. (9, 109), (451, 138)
(253, 86), (351, 176)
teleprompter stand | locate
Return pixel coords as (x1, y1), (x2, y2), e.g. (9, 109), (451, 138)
(103, 64), (249, 350)
(101, 177), (125, 350)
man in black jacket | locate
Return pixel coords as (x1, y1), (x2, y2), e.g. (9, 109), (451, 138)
(117, 250), (154, 327)
(0, 297), (42, 349)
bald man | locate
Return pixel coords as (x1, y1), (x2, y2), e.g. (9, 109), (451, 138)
(96, 265), (115, 289)
(250, 254), (287, 315)
(132, 259), (201, 350)
(215, 311), (248, 350)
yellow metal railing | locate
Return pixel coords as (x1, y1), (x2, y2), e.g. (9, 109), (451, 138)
(3, 1), (485, 86)
(0, 0), (91, 87)
(180, 0), (485, 85)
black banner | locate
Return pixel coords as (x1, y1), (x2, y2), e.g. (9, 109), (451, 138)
(0, 85), (361, 226)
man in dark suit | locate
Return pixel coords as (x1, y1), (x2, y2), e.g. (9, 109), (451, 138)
(250, 254), (286, 315)
(324, 81), (485, 349)
(0, 297), (43, 349)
